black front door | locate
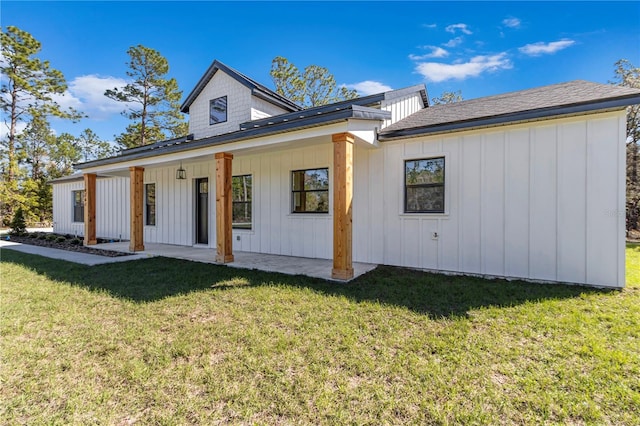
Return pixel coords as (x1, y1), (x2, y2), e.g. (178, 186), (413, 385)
(196, 178), (208, 244)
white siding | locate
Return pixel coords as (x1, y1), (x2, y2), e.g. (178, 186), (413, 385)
(251, 96), (290, 120)
(230, 144), (333, 258)
(53, 110), (625, 288)
(188, 71), (253, 139)
(52, 177), (129, 240)
(143, 162), (213, 246)
(353, 111), (626, 288)
(381, 93), (423, 128)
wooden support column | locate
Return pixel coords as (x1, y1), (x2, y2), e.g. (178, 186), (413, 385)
(83, 173), (97, 245)
(129, 166), (145, 252)
(332, 132), (354, 280)
(215, 152), (234, 263)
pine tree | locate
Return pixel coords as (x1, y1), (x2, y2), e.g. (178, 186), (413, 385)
(105, 45), (186, 148)
(270, 56), (358, 108)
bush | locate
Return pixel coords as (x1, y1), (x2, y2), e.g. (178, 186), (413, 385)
(55, 236), (66, 243)
(45, 234), (57, 241)
(70, 238), (82, 245)
(9, 208), (27, 235)
(28, 233), (39, 238)
(37, 233), (47, 240)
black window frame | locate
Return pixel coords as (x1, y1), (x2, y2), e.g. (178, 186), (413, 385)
(209, 96), (228, 125)
(232, 174), (252, 230)
(145, 183), (156, 226)
(72, 190), (84, 222)
(291, 168), (329, 214)
(404, 157), (446, 214)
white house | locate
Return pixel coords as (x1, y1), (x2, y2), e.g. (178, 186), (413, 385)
(51, 60), (640, 287)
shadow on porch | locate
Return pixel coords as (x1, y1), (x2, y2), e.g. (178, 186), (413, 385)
(93, 241), (377, 281)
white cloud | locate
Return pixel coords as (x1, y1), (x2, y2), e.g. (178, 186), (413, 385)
(502, 17), (521, 28)
(409, 46), (449, 60)
(445, 23), (472, 35)
(346, 80), (393, 95)
(423, 23), (437, 29)
(0, 121), (26, 140)
(415, 53), (512, 82)
(443, 37), (464, 48)
(49, 75), (131, 121)
(518, 39), (575, 56)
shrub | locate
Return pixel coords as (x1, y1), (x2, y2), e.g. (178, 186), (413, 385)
(37, 233), (47, 240)
(28, 233), (39, 238)
(45, 234), (57, 241)
(69, 238), (82, 245)
(55, 236), (66, 243)
(9, 208), (27, 235)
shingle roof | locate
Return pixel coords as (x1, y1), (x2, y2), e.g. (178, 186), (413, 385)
(180, 60), (302, 113)
(380, 80), (640, 139)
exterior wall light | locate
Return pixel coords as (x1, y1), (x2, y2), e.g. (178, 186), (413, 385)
(176, 162), (187, 180)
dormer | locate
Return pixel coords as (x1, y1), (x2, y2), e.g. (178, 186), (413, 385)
(180, 60), (301, 140)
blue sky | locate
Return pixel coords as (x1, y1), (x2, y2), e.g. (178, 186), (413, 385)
(3, 1), (639, 143)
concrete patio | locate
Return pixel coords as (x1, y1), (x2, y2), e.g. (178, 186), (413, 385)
(94, 241), (377, 281)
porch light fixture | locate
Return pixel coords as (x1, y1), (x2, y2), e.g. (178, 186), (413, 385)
(176, 162), (187, 180)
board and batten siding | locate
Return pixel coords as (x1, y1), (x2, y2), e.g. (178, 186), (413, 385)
(230, 144), (333, 259)
(381, 93), (423, 129)
(142, 161), (213, 246)
(352, 110), (626, 287)
(137, 146), (332, 252)
(52, 176), (129, 240)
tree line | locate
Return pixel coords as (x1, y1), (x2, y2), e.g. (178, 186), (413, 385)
(0, 27), (188, 226)
(1, 25), (638, 233)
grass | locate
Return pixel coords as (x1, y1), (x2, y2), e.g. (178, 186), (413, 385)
(1, 246), (639, 424)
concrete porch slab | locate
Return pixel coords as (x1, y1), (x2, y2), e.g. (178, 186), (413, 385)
(94, 241), (377, 281)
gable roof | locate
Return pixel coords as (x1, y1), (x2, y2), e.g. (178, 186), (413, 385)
(380, 80), (640, 140)
(180, 60), (302, 114)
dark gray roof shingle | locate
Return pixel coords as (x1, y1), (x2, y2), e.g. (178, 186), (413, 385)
(380, 80), (640, 139)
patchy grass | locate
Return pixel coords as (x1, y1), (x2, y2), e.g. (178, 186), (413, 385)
(1, 246), (639, 425)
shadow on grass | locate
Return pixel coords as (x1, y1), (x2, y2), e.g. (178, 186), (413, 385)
(2, 249), (615, 318)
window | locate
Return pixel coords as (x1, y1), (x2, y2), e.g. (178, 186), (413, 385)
(291, 168), (329, 213)
(73, 190), (84, 222)
(232, 175), (252, 229)
(145, 183), (156, 226)
(209, 96), (227, 125)
(405, 157), (445, 213)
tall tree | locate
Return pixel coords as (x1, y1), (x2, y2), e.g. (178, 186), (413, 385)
(48, 133), (81, 178)
(0, 25), (81, 223)
(0, 26), (81, 183)
(270, 56), (358, 107)
(76, 129), (114, 162)
(17, 112), (54, 182)
(105, 45), (186, 148)
(612, 59), (640, 233)
(431, 90), (463, 105)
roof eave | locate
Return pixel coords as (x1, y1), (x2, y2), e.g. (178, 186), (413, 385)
(379, 96), (640, 141)
(75, 107), (390, 170)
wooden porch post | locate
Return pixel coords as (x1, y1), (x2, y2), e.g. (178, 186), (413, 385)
(215, 152), (234, 263)
(332, 132), (354, 280)
(129, 166), (145, 252)
(83, 173), (97, 245)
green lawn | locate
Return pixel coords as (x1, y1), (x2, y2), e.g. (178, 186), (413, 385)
(1, 246), (639, 424)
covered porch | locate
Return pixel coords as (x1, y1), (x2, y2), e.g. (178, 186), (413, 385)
(77, 116), (388, 281)
(93, 241), (378, 281)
